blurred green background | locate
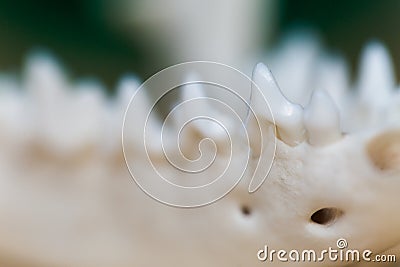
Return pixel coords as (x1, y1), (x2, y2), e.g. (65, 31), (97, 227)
(0, 0), (399, 89)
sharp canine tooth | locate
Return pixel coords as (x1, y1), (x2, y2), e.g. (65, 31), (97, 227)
(304, 89), (342, 146)
(252, 63), (305, 146)
(358, 42), (395, 109)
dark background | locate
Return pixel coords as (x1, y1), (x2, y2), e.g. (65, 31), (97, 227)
(0, 0), (398, 89)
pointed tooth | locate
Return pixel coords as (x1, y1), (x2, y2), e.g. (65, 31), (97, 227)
(116, 75), (142, 125)
(268, 34), (321, 106)
(358, 42), (395, 109)
(23, 53), (75, 154)
(180, 77), (226, 141)
(304, 89), (342, 146)
(315, 56), (349, 109)
(24, 52), (67, 103)
(115, 75), (143, 138)
(118, 76), (161, 154)
(252, 63), (305, 146)
(118, 75), (160, 140)
(107, 75), (140, 152)
(116, 75), (141, 108)
(24, 52), (67, 111)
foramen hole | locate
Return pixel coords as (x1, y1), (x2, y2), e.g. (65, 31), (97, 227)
(310, 207), (343, 225)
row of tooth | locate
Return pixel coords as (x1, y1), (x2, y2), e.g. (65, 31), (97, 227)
(0, 53), (145, 156)
(176, 41), (399, 148)
(0, 40), (398, 155)
(252, 62), (341, 146)
(180, 63), (346, 148)
(252, 41), (399, 147)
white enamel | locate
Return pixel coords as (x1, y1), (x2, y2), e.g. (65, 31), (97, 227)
(118, 75), (162, 154)
(253, 62), (305, 146)
(358, 42), (395, 109)
(304, 89), (342, 146)
(180, 80), (227, 141)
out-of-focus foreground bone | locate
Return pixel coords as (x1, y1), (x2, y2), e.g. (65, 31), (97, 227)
(0, 39), (399, 267)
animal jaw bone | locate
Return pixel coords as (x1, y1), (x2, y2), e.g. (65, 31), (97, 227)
(0, 38), (398, 267)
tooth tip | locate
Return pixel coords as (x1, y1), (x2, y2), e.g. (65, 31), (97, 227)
(364, 40), (386, 52)
(310, 89), (331, 106)
(304, 89), (342, 146)
(358, 41), (395, 91)
(25, 51), (64, 78)
(255, 62), (266, 70)
(305, 89), (337, 117)
(254, 62), (274, 83)
(118, 75), (141, 90)
(117, 75), (141, 102)
(361, 41), (392, 69)
(252, 62), (305, 146)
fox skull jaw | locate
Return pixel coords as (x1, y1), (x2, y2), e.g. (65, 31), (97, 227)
(0, 39), (400, 266)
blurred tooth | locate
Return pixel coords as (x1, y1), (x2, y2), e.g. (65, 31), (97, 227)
(358, 42), (395, 109)
(24, 52), (67, 102)
(69, 80), (106, 148)
(304, 89), (342, 146)
(268, 34), (320, 106)
(117, 75), (147, 119)
(315, 56), (349, 109)
(180, 80), (226, 140)
(116, 75), (141, 115)
(23, 53), (75, 154)
(118, 76), (161, 154)
(112, 76), (140, 151)
(252, 63), (305, 146)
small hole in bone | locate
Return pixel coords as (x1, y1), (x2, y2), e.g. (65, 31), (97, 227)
(310, 208), (343, 225)
(241, 205), (252, 216)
